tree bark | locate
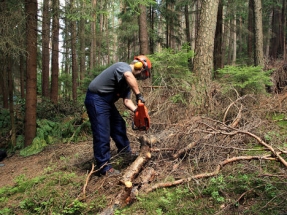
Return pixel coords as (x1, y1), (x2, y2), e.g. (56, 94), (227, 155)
(138, 4), (149, 55)
(50, 0), (59, 104)
(24, 0), (37, 146)
(252, 0), (264, 67)
(213, 0), (223, 73)
(8, 58), (16, 146)
(90, 0), (97, 71)
(71, 0), (78, 101)
(248, 0), (254, 65)
(41, 0), (50, 98)
(79, 15), (86, 82)
(192, 0), (219, 111)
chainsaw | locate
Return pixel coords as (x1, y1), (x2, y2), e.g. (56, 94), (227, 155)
(132, 101), (150, 131)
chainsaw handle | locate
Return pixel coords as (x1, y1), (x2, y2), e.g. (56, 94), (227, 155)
(132, 121), (138, 130)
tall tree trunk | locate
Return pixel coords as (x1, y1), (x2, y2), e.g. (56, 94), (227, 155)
(270, 6), (281, 59)
(282, 0), (286, 61)
(24, 0), (37, 146)
(79, 15), (86, 82)
(41, 0), (50, 98)
(149, 4), (155, 54)
(265, 11), (273, 58)
(213, 0), (223, 73)
(248, 0), (254, 65)
(232, 16), (237, 65)
(193, 0), (219, 111)
(138, 4), (149, 55)
(7, 58), (16, 146)
(253, 0), (264, 67)
(184, 4), (192, 70)
(50, 0), (59, 104)
(71, 0), (78, 101)
(90, 0), (97, 71)
(1, 59), (8, 109)
(20, 55), (25, 99)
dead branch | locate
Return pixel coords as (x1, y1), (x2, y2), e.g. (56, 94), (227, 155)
(172, 141), (198, 159)
(223, 94), (250, 124)
(234, 129), (287, 168)
(172, 133), (213, 159)
(144, 155), (274, 193)
(83, 163), (95, 199)
(151, 147), (175, 152)
(230, 104), (242, 128)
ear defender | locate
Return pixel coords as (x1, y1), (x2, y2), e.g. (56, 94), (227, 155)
(134, 61), (143, 70)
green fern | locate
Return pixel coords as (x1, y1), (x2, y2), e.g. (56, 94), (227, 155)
(217, 66), (273, 95)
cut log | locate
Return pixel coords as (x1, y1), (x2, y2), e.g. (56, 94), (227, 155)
(120, 135), (156, 186)
(100, 135), (157, 215)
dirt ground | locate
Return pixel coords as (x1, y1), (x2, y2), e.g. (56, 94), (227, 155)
(0, 141), (94, 187)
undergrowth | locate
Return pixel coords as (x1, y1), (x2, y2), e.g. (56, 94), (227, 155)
(0, 170), (106, 215)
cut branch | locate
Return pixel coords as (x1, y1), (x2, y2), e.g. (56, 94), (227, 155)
(144, 154), (274, 193)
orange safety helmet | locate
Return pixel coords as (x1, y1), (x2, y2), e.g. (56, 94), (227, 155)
(134, 55), (152, 78)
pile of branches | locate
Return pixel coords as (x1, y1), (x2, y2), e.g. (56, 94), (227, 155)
(70, 91), (287, 214)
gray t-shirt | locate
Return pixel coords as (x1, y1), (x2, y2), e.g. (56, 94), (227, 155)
(88, 62), (132, 99)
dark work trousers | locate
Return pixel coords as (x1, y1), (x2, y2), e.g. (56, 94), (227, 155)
(84, 90), (131, 173)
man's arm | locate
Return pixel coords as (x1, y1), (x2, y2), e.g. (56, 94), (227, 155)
(124, 98), (137, 112)
(123, 71), (140, 95)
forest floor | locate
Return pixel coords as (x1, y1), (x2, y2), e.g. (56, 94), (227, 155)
(1, 88), (287, 214)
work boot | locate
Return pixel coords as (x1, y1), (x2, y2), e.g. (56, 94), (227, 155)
(101, 168), (120, 176)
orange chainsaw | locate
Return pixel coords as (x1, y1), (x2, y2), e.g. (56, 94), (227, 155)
(132, 101), (150, 131)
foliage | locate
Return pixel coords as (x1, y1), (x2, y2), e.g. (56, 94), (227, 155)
(19, 117), (90, 157)
(0, 108), (10, 136)
(0, 172), (107, 215)
(150, 47), (195, 104)
(216, 66), (273, 95)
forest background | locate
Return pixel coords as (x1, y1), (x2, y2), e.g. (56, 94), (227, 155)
(1, 0), (287, 214)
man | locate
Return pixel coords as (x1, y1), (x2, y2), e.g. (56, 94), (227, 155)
(85, 55), (152, 176)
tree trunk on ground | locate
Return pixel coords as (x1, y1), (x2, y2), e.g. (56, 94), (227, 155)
(42, 0), (50, 98)
(253, 0), (264, 67)
(138, 4), (149, 55)
(50, 0), (59, 104)
(192, 0), (219, 111)
(24, 0), (37, 146)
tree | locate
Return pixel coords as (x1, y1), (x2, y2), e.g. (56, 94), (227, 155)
(253, 0), (264, 67)
(213, 0), (223, 72)
(50, 0), (59, 104)
(41, 0), (51, 98)
(192, 0), (220, 111)
(71, 0), (78, 100)
(24, 0), (38, 146)
(138, 4), (149, 54)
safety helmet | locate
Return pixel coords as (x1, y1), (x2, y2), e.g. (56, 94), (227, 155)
(134, 55), (152, 79)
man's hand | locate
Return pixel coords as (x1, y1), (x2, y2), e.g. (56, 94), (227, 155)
(136, 93), (145, 103)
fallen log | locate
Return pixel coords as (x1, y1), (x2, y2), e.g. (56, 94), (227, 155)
(120, 135), (157, 187)
(100, 135), (157, 215)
